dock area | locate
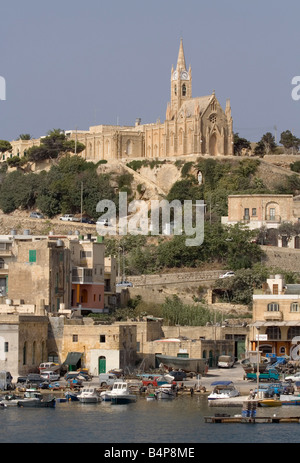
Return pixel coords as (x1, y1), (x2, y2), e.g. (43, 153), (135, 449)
(205, 415), (300, 424)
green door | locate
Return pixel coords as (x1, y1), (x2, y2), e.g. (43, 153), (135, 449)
(99, 356), (106, 374)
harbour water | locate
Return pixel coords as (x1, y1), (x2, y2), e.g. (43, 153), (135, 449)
(1, 393), (300, 444)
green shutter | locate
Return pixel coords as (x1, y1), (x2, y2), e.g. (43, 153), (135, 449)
(29, 250), (36, 263)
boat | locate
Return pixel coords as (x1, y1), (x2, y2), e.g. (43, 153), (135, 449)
(156, 354), (208, 375)
(280, 395), (300, 406)
(258, 398), (282, 407)
(156, 383), (177, 400)
(146, 392), (157, 401)
(0, 394), (23, 407)
(109, 381), (137, 404)
(65, 391), (79, 401)
(17, 389), (56, 408)
(207, 381), (240, 400)
(77, 387), (100, 403)
(100, 389), (113, 402)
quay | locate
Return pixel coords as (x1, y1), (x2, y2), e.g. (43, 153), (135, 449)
(205, 415), (300, 424)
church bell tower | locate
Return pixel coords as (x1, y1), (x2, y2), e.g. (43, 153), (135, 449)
(168, 39), (192, 118)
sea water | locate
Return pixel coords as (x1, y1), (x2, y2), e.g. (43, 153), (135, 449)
(0, 394), (299, 444)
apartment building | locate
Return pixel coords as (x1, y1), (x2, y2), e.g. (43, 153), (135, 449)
(250, 274), (300, 358)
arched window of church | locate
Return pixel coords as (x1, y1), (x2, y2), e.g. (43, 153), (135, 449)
(182, 84), (186, 96)
(126, 140), (132, 155)
(174, 85), (177, 96)
(179, 129), (184, 145)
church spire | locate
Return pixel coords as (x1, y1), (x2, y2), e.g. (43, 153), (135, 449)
(176, 38), (186, 71)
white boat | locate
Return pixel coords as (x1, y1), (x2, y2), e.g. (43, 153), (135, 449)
(207, 381), (240, 400)
(0, 394), (22, 407)
(38, 362), (60, 373)
(17, 389), (56, 408)
(100, 390), (112, 402)
(156, 383), (177, 400)
(77, 387), (100, 403)
(109, 381), (137, 404)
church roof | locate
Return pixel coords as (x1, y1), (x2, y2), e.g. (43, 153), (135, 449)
(178, 95), (214, 118)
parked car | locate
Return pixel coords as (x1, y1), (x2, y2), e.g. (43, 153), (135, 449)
(26, 374), (44, 385)
(30, 211), (44, 219)
(40, 370), (60, 382)
(116, 281), (133, 287)
(219, 271), (235, 279)
(167, 370), (187, 381)
(81, 217), (96, 224)
(59, 214), (80, 222)
(96, 217), (109, 226)
(285, 372), (300, 382)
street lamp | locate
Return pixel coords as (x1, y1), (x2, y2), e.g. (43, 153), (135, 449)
(256, 326), (260, 396)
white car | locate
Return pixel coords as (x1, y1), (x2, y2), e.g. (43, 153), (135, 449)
(284, 372), (300, 382)
(219, 271), (235, 279)
(40, 370), (60, 382)
(59, 214), (80, 222)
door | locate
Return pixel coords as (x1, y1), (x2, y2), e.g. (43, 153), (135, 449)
(98, 356), (106, 374)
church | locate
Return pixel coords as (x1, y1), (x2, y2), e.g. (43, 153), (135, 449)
(6, 40), (234, 162)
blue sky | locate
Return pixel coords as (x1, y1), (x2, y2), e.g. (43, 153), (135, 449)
(0, 0), (299, 143)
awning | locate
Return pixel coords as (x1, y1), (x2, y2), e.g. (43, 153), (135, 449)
(63, 352), (83, 366)
(251, 321), (300, 327)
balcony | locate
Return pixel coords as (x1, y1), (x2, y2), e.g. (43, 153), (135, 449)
(263, 310), (283, 321)
(72, 267), (93, 284)
(265, 215), (281, 223)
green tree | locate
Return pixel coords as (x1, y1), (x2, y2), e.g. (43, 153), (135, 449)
(0, 140), (12, 153)
(26, 129), (85, 162)
(280, 130), (300, 153)
(233, 133), (251, 156)
(254, 132), (276, 156)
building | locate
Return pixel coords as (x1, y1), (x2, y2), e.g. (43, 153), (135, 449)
(3, 40), (233, 162)
(69, 236), (105, 313)
(250, 274), (300, 359)
(59, 319), (137, 376)
(222, 194), (300, 247)
(0, 313), (48, 378)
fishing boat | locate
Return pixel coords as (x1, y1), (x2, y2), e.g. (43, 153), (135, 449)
(17, 389), (56, 408)
(65, 391), (79, 401)
(156, 383), (177, 400)
(109, 381), (137, 404)
(207, 381), (240, 400)
(146, 392), (157, 401)
(258, 398), (282, 407)
(156, 354), (208, 375)
(38, 362), (60, 373)
(77, 387), (100, 403)
(0, 393), (23, 407)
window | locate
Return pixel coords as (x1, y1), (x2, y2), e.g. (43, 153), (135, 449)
(4, 342), (8, 352)
(182, 84), (186, 96)
(244, 208), (250, 220)
(252, 208), (257, 216)
(266, 326), (281, 340)
(288, 326), (300, 339)
(267, 302), (280, 311)
(269, 207), (276, 219)
(100, 335), (106, 343)
(80, 251), (92, 259)
(72, 334), (78, 342)
(0, 258), (4, 269)
(291, 302), (300, 312)
(29, 250), (36, 263)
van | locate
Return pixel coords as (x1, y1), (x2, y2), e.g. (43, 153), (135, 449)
(99, 373), (117, 387)
(217, 355), (235, 368)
